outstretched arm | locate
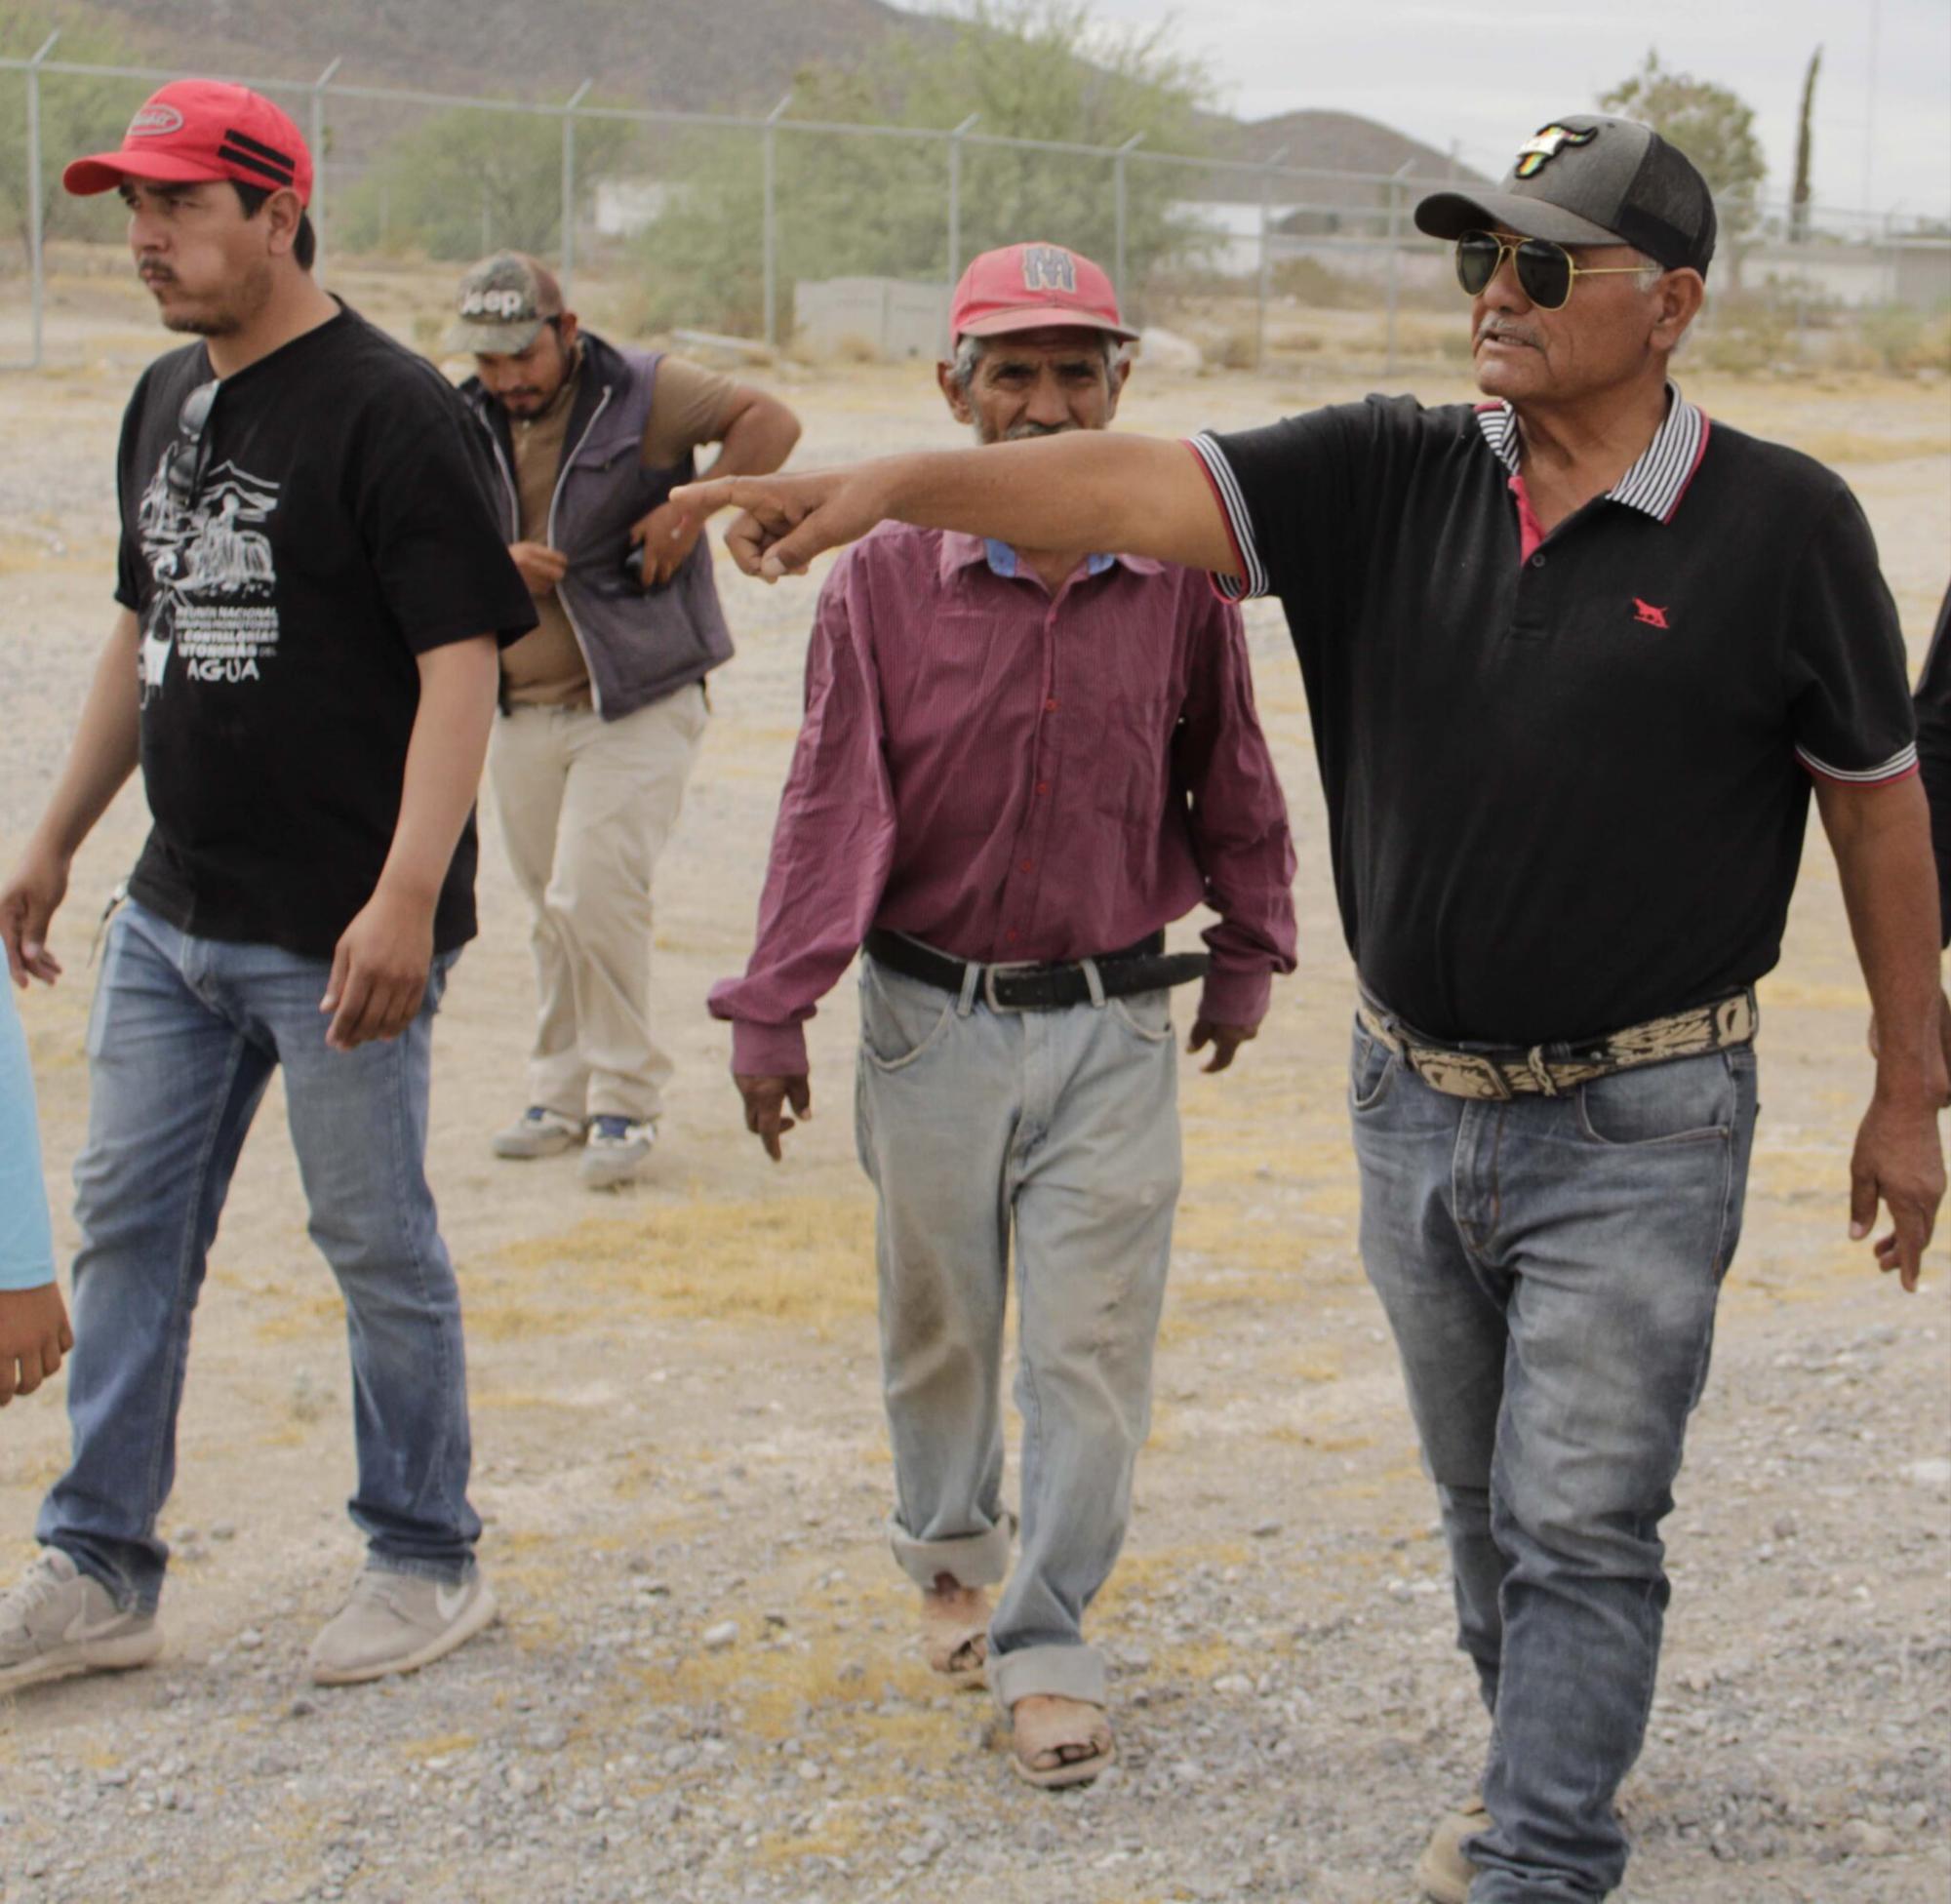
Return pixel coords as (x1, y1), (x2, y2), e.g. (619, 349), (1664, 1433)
(674, 433), (1238, 583)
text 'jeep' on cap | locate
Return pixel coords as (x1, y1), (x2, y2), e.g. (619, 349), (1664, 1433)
(63, 79), (314, 205)
(1413, 114), (1716, 277)
(446, 253), (566, 356)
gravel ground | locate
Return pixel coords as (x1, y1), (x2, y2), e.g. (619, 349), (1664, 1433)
(0, 258), (1946, 1904)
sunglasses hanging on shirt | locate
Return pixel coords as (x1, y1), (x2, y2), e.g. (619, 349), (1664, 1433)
(165, 377), (220, 511)
(1453, 231), (1658, 312)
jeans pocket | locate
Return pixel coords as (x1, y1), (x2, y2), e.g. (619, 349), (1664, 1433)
(1349, 1022), (1398, 1112)
(857, 962), (954, 1072)
(422, 951), (458, 1019)
(1576, 1051), (1739, 1147)
(1108, 987), (1175, 1044)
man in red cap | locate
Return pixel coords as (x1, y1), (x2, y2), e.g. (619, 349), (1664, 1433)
(0, 81), (536, 1693)
(710, 241), (1297, 1787)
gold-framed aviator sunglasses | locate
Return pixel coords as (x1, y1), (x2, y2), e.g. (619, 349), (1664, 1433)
(1453, 230), (1658, 312)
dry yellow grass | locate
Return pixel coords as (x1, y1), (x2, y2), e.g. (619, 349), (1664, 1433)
(467, 1192), (879, 1341)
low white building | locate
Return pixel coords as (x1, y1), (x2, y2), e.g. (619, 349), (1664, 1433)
(793, 277), (949, 361)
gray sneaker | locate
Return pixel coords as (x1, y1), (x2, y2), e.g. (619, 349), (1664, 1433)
(307, 1563), (497, 1686)
(579, 1115), (656, 1188)
(492, 1106), (585, 1160)
(0, 1549), (163, 1693)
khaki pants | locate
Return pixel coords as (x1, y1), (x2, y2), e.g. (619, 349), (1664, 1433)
(489, 686), (706, 1124)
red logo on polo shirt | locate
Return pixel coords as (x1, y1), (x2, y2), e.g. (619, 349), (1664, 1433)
(1632, 599), (1670, 629)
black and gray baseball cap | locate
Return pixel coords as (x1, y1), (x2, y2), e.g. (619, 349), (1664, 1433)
(1415, 114), (1716, 277)
(446, 251), (564, 354)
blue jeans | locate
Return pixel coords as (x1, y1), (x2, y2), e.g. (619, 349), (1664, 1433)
(38, 901), (480, 1609)
(853, 957), (1181, 1712)
(1348, 1013), (1758, 1903)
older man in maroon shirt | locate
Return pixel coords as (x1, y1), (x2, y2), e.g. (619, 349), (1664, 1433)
(710, 243), (1296, 1788)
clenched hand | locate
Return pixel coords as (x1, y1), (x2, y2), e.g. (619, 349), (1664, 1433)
(1849, 1090), (1947, 1291)
(0, 1285), (73, 1406)
(628, 500), (704, 588)
(322, 887), (435, 1051)
(1187, 1018), (1256, 1074)
(736, 1072), (812, 1162)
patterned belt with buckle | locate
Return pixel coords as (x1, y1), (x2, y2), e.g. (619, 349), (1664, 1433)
(1356, 989), (1758, 1102)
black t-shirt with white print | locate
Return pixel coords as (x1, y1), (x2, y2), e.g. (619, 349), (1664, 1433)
(114, 305), (536, 959)
(1188, 390), (1919, 1047)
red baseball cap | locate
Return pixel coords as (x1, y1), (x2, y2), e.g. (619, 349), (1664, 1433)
(950, 242), (1137, 344)
(63, 80), (313, 206)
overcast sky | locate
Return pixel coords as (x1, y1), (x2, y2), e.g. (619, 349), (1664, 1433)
(934, 0), (1951, 221)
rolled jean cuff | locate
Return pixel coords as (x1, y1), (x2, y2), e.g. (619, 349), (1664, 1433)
(886, 1512), (1015, 1590)
(366, 1550), (476, 1588)
(989, 1642), (1107, 1715)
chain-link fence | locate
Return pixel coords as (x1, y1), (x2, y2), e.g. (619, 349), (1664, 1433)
(6, 44), (1948, 376)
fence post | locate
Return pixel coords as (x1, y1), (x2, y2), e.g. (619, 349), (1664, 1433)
(308, 58), (341, 279)
(1255, 145), (1288, 374)
(24, 31), (58, 372)
(1113, 131), (1144, 307)
(560, 78), (593, 295)
(946, 113), (978, 286)
(1384, 159), (1413, 376)
(761, 93), (792, 349)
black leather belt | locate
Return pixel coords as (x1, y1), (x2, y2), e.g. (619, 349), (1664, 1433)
(864, 928), (1209, 1012)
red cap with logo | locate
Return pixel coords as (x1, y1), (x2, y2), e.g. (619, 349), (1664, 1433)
(63, 79), (313, 205)
(950, 242), (1137, 343)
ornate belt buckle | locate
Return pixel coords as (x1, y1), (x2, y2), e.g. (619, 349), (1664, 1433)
(1411, 1049), (1513, 1100)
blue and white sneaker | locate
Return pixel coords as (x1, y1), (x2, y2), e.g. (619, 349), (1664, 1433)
(491, 1106), (586, 1160)
(579, 1115), (656, 1187)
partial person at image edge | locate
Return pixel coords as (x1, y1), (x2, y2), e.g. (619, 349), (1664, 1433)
(0, 981), (71, 1407)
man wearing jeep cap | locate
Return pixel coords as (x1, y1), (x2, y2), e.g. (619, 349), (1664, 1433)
(675, 116), (1944, 1901)
(451, 255), (800, 1187)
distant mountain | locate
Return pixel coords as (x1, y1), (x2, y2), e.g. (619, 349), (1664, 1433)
(62, 0), (1484, 193)
(60, 0), (946, 118)
(1213, 107), (1480, 191)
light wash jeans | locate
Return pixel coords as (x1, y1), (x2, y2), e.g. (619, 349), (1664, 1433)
(38, 900), (480, 1609)
(852, 954), (1181, 1712)
(1348, 1012), (1759, 1903)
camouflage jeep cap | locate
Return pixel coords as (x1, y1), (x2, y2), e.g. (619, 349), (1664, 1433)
(446, 252), (564, 355)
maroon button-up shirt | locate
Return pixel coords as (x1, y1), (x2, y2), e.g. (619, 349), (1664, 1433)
(710, 525), (1297, 1075)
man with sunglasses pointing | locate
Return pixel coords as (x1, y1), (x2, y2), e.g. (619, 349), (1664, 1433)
(0, 82), (535, 1693)
(674, 116), (1943, 1902)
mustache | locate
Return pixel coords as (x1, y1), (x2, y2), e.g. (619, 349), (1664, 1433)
(1004, 419), (1076, 440)
(1476, 315), (1537, 349)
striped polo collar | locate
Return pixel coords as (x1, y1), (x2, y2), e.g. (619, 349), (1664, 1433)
(1474, 382), (1710, 524)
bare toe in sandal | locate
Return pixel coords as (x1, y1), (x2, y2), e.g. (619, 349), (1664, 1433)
(920, 1579), (991, 1690)
(1010, 1693), (1115, 1789)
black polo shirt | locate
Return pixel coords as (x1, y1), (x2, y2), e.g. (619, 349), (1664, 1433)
(1919, 581), (1951, 947)
(1189, 387), (1919, 1047)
